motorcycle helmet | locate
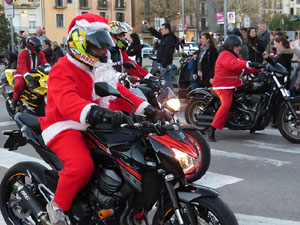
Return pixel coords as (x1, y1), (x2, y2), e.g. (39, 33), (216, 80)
(109, 21), (132, 50)
(26, 36), (43, 53)
(67, 13), (114, 67)
(223, 35), (242, 52)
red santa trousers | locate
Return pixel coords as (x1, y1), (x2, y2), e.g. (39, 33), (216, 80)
(47, 129), (94, 211)
(13, 76), (26, 101)
(211, 89), (234, 130)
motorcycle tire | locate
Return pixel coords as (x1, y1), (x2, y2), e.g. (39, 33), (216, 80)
(185, 98), (214, 132)
(154, 196), (238, 225)
(276, 99), (300, 143)
(0, 162), (49, 225)
(182, 129), (211, 183)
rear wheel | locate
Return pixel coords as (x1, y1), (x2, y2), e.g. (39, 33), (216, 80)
(183, 129), (211, 183)
(276, 99), (300, 143)
(159, 197), (238, 225)
(185, 98), (215, 132)
(0, 162), (49, 225)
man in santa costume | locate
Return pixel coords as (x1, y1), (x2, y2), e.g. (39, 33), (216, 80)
(40, 13), (160, 224)
(12, 36), (48, 109)
(206, 35), (260, 142)
(108, 20), (152, 80)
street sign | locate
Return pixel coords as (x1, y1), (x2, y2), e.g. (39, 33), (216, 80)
(216, 12), (236, 24)
(216, 12), (224, 24)
(4, 0), (13, 5)
(227, 12), (235, 24)
(5, 4), (14, 19)
(244, 15), (250, 28)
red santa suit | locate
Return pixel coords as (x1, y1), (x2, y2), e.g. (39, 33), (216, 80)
(13, 49), (47, 100)
(211, 50), (256, 130)
(120, 49), (152, 79)
(39, 13), (149, 211)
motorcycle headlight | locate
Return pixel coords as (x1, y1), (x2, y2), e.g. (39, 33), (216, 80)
(166, 98), (180, 112)
(172, 148), (198, 173)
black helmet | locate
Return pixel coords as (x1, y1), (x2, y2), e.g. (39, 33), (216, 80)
(224, 35), (242, 52)
(26, 36), (42, 53)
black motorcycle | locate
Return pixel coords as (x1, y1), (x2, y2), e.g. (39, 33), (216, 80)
(0, 82), (238, 225)
(185, 62), (300, 143)
(177, 53), (194, 99)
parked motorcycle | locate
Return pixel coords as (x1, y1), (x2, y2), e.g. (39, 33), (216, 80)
(177, 52), (194, 99)
(0, 64), (50, 118)
(121, 61), (211, 182)
(0, 82), (238, 225)
(185, 62), (300, 143)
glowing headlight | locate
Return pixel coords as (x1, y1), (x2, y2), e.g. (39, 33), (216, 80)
(160, 79), (166, 86)
(166, 98), (180, 112)
(172, 148), (198, 173)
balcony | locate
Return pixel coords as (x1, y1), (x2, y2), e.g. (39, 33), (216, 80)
(98, 0), (108, 9)
(14, 0), (40, 8)
(115, 0), (126, 9)
(79, 0), (89, 9)
(55, 0), (67, 9)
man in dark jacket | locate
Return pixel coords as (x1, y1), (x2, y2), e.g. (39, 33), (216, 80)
(144, 21), (178, 89)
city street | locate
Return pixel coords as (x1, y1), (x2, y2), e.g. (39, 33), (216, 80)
(0, 64), (300, 225)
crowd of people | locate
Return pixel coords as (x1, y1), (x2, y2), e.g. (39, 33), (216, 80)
(3, 28), (65, 70)
(187, 23), (300, 95)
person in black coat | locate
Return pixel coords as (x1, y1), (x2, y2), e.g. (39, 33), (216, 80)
(51, 41), (64, 66)
(192, 33), (218, 88)
(43, 39), (53, 64)
(247, 27), (265, 63)
(126, 33), (142, 66)
(144, 21), (178, 90)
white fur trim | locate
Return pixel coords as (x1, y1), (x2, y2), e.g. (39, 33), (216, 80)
(213, 86), (236, 90)
(135, 101), (150, 115)
(144, 73), (153, 79)
(14, 74), (23, 78)
(246, 61), (251, 69)
(23, 72), (30, 77)
(80, 103), (97, 124)
(42, 120), (89, 145)
(76, 19), (110, 31)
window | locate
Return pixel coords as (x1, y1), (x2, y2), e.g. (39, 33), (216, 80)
(297, 8), (300, 14)
(201, 3), (205, 15)
(189, 15), (193, 26)
(98, 0), (107, 8)
(116, 12), (124, 22)
(201, 18), (206, 30)
(67, 0), (73, 3)
(99, 11), (107, 18)
(29, 14), (36, 32)
(55, 0), (64, 7)
(80, 0), (88, 8)
(116, 0), (125, 8)
(291, 7), (294, 15)
(56, 14), (64, 28)
(81, 11), (89, 14)
(145, 0), (150, 8)
(297, 0), (300, 4)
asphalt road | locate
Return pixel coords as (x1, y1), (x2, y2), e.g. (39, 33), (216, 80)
(0, 63), (300, 225)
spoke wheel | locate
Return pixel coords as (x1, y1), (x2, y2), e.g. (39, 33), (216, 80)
(277, 100), (300, 143)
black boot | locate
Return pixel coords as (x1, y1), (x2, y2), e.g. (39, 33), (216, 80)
(206, 126), (216, 142)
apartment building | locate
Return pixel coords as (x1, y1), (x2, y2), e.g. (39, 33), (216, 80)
(260, 0), (283, 23)
(1, 0), (43, 34)
(43, 0), (132, 44)
(283, 0), (300, 15)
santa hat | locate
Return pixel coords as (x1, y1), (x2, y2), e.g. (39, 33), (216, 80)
(68, 13), (110, 34)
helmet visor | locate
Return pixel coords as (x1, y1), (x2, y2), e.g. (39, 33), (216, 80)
(86, 30), (114, 57)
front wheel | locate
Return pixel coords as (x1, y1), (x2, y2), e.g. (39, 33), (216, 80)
(276, 99), (300, 143)
(159, 196), (238, 225)
(183, 129), (211, 183)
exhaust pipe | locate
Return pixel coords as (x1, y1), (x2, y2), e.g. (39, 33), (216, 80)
(14, 181), (51, 225)
(195, 114), (214, 121)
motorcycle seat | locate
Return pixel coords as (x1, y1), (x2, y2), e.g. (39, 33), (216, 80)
(209, 89), (219, 98)
(15, 113), (41, 132)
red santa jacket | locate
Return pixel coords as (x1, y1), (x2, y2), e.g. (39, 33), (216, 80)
(213, 50), (256, 89)
(39, 54), (149, 145)
(14, 49), (47, 78)
(120, 49), (151, 79)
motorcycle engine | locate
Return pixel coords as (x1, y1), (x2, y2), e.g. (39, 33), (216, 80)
(69, 167), (123, 224)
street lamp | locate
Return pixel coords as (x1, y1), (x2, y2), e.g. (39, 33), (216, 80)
(181, 0), (184, 38)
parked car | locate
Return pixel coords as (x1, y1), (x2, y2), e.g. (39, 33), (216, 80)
(142, 43), (154, 58)
(183, 42), (198, 54)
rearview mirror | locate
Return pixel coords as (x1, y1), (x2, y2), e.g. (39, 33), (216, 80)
(94, 82), (122, 98)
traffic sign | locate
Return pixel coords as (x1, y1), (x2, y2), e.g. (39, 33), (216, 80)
(5, 4), (14, 19)
(4, 0), (13, 5)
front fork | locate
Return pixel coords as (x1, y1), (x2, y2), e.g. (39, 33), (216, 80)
(164, 174), (197, 225)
